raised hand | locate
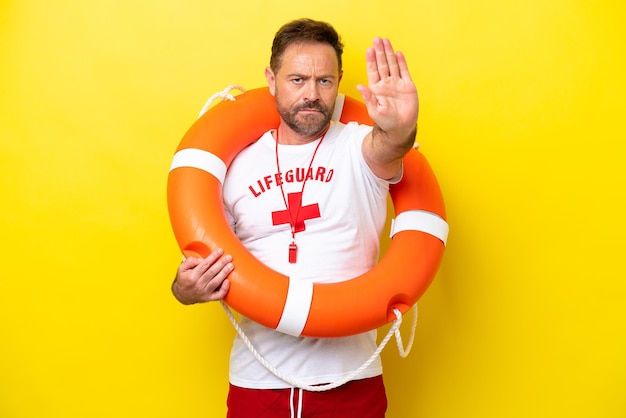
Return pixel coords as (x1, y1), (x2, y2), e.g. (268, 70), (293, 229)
(357, 37), (419, 138)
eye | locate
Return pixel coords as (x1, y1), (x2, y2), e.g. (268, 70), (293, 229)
(292, 77), (303, 84)
(319, 78), (334, 87)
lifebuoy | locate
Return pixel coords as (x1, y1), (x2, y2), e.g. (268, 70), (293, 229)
(167, 87), (448, 338)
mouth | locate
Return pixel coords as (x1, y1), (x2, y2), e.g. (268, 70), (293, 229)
(298, 107), (323, 113)
(298, 108), (322, 114)
(296, 107), (328, 120)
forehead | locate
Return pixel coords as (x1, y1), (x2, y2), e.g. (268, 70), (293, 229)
(277, 42), (339, 76)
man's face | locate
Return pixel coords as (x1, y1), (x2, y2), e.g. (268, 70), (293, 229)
(266, 42), (342, 138)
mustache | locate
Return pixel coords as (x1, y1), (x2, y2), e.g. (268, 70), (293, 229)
(294, 102), (327, 113)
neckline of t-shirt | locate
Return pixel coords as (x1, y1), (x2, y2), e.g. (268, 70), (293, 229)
(261, 121), (337, 154)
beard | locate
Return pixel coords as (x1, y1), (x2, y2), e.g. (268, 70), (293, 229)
(275, 91), (334, 137)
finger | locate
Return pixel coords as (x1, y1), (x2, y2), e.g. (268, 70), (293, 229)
(177, 257), (202, 283)
(356, 83), (373, 105)
(373, 37), (390, 79)
(395, 51), (413, 81)
(200, 253), (233, 284)
(204, 259), (234, 297)
(180, 256), (202, 269)
(209, 278), (231, 301)
(205, 248), (225, 264)
(194, 248), (225, 274)
(365, 47), (380, 85)
(382, 38), (400, 78)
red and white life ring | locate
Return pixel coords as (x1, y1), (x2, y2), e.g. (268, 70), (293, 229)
(167, 87), (448, 338)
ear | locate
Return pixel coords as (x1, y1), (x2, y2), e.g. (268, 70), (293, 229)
(265, 67), (276, 96)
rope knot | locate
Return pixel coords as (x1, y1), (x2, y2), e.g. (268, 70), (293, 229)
(198, 85), (247, 118)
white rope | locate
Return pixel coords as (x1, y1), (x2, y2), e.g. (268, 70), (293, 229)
(220, 301), (418, 391)
(198, 84), (246, 118)
(395, 304), (418, 358)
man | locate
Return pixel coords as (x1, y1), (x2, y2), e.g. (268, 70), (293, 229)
(172, 18), (418, 418)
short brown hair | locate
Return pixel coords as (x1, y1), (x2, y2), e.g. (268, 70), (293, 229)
(269, 18), (344, 74)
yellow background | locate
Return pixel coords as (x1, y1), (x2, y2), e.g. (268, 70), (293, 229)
(1, 1), (625, 417)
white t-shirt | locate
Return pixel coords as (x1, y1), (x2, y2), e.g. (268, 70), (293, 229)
(223, 120), (392, 389)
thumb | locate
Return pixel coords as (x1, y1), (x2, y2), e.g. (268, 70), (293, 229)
(181, 256), (202, 270)
(356, 84), (373, 105)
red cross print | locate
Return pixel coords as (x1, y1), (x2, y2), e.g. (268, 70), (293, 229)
(272, 191), (320, 232)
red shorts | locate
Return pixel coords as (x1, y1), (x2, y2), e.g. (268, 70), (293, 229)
(226, 376), (387, 418)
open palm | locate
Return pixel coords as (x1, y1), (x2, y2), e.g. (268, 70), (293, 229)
(357, 37), (419, 136)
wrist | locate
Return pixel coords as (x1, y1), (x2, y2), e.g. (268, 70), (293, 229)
(171, 278), (195, 305)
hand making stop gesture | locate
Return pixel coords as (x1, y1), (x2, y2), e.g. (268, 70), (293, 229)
(358, 37), (419, 180)
(357, 37), (419, 139)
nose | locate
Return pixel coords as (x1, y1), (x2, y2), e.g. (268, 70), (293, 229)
(303, 81), (320, 102)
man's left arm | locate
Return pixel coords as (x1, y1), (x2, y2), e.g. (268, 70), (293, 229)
(357, 37), (419, 180)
